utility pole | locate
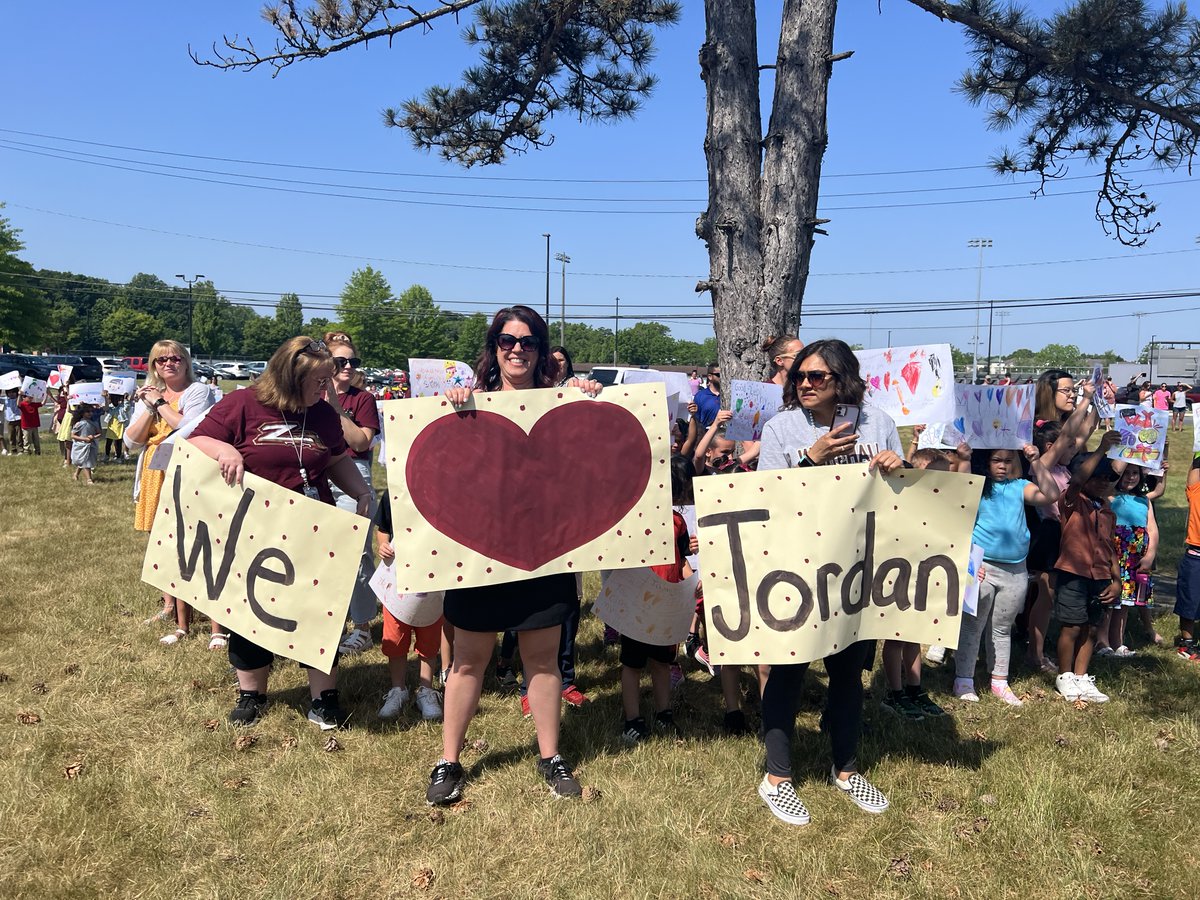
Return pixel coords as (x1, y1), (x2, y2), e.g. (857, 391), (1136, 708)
(175, 274), (206, 354)
(967, 238), (992, 380)
(542, 233), (551, 324)
(613, 297), (620, 364)
(1133, 311), (1147, 363)
(996, 310), (1011, 363)
(554, 251), (570, 347)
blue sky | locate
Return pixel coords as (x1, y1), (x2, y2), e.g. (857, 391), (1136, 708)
(2, 1), (1197, 362)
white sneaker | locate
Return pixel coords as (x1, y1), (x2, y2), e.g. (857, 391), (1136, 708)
(830, 768), (889, 814)
(378, 686), (409, 719)
(1075, 674), (1109, 703)
(924, 645), (946, 665)
(338, 628), (373, 656)
(758, 775), (810, 826)
(415, 686), (444, 721)
(1113, 645), (1137, 658)
(1055, 672), (1083, 700)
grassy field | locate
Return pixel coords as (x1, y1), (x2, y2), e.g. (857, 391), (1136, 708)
(1, 431), (1198, 899)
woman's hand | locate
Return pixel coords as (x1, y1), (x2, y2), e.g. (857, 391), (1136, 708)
(378, 539), (395, 562)
(445, 387), (474, 407)
(215, 446), (245, 486)
(807, 421), (858, 465)
(567, 377), (602, 398)
(868, 450), (905, 475)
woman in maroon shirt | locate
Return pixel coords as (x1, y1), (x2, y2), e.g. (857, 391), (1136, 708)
(189, 336), (372, 730)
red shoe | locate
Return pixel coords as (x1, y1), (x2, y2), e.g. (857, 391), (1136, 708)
(561, 684), (590, 707)
(520, 694), (532, 718)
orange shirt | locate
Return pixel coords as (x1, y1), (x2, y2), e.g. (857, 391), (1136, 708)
(1186, 482), (1200, 548)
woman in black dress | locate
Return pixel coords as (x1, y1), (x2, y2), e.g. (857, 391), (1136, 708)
(427, 306), (601, 805)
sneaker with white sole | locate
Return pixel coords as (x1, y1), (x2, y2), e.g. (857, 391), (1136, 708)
(952, 677), (980, 702)
(537, 755), (583, 798)
(338, 628), (373, 656)
(1074, 674), (1109, 703)
(415, 686), (443, 720)
(426, 760), (466, 806)
(830, 769), (889, 814)
(378, 686), (409, 719)
(758, 776), (810, 826)
(1055, 672), (1083, 700)
(1113, 645), (1137, 658)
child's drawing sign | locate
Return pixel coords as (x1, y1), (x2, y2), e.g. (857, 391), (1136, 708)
(726, 380), (784, 442)
(593, 568), (700, 646)
(369, 561), (444, 627)
(694, 465), (981, 665)
(0, 370), (21, 391)
(952, 383), (1036, 449)
(855, 344), (955, 426)
(381, 384), (673, 593)
(20, 377), (47, 403)
(47, 364), (72, 391)
(140, 441), (366, 673)
(1109, 404), (1169, 468)
(408, 358), (476, 398)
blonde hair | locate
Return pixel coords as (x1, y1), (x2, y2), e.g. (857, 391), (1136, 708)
(146, 340), (196, 389)
(324, 330), (366, 389)
(253, 336), (336, 413)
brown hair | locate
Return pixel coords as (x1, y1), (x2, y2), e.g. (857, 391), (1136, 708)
(761, 334), (801, 375)
(781, 339), (866, 409)
(253, 336), (336, 413)
(473, 306), (557, 391)
(146, 340), (196, 390)
(1035, 369), (1074, 423)
(910, 448), (951, 470)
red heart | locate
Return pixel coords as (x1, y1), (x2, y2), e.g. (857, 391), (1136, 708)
(406, 402), (654, 571)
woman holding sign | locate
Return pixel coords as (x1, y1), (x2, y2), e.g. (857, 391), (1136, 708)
(124, 341), (218, 643)
(428, 306), (601, 806)
(189, 336), (373, 730)
(754, 339), (906, 825)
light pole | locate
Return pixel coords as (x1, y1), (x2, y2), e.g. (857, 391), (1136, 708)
(176, 274), (206, 354)
(865, 309), (879, 348)
(542, 233), (551, 324)
(1133, 311), (1148, 362)
(613, 297), (620, 363)
(968, 238), (993, 380)
(996, 310), (1011, 362)
(554, 251), (570, 347)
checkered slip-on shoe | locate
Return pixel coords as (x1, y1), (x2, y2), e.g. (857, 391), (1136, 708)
(830, 769), (889, 814)
(758, 776), (811, 826)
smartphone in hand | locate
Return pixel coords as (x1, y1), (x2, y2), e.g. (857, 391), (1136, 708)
(832, 403), (861, 435)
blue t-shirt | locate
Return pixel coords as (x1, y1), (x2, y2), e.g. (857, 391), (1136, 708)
(971, 478), (1032, 563)
(1111, 493), (1149, 529)
(693, 387), (721, 429)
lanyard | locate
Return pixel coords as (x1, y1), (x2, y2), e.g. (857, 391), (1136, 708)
(288, 407), (311, 490)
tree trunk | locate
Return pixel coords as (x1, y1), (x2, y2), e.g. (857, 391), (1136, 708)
(698, 0), (764, 396)
(699, 0), (839, 392)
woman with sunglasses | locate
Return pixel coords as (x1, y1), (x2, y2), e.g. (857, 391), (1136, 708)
(188, 336), (373, 729)
(124, 340), (220, 645)
(426, 306), (601, 806)
(753, 339), (906, 825)
(322, 332), (383, 657)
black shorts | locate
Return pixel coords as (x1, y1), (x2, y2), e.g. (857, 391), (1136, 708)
(1053, 571), (1109, 627)
(228, 631), (339, 672)
(619, 636), (676, 669)
(1027, 519), (1062, 573)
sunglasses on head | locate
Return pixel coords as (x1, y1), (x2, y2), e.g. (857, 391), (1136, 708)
(155, 355), (183, 365)
(295, 339), (329, 357)
(793, 369), (833, 388)
(496, 333), (540, 352)
(333, 356), (362, 370)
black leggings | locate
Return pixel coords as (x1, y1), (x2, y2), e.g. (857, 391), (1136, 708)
(761, 641), (873, 777)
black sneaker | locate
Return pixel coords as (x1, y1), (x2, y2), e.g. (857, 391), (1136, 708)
(907, 687), (947, 717)
(723, 709), (749, 736)
(494, 664), (519, 688)
(229, 690), (267, 726)
(307, 689), (351, 731)
(654, 709), (680, 738)
(426, 760), (466, 806)
(537, 754), (582, 798)
(622, 716), (650, 744)
(880, 690), (924, 720)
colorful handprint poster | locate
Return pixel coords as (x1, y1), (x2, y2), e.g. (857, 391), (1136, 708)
(952, 383), (1036, 449)
(855, 344), (955, 426)
(726, 380), (783, 441)
(1108, 405), (1169, 468)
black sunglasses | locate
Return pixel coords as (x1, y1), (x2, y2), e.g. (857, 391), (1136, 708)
(793, 369), (833, 388)
(496, 333), (540, 352)
(333, 356), (362, 370)
(295, 339), (329, 358)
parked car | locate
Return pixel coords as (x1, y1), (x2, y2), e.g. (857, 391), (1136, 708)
(214, 362), (253, 380)
(192, 362), (218, 381)
(246, 361), (266, 379)
(0, 352), (53, 382)
(123, 356), (148, 374)
(42, 354), (103, 382)
(99, 357), (128, 374)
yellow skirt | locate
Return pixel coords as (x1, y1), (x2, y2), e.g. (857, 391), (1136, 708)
(134, 458), (167, 533)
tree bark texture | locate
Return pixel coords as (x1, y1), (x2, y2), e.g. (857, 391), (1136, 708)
(699, 0), (839, 391)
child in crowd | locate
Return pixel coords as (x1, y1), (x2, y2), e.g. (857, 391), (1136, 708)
(374, 492), (445, 721)
(0, 387), (17, 455)
(1173, 454), (1200, 661)
(880, 447), (955, 719)
(1024, 421), (1073, 673)
(17, 390), (45, 455)
(1052, 430), (1123, 701)
(620, 455), (695, 743)
(55, 387), (75, 468)
(955, 438), (1065, 707)
(101, 392), (131, 462)
(69, 401), (100, 484)
(1098, 464), (1158, 657)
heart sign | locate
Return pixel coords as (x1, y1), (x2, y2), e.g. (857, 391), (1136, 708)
(382, 384), (674, 592)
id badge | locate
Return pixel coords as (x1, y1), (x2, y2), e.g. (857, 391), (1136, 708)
(302, 482), (321, 501)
